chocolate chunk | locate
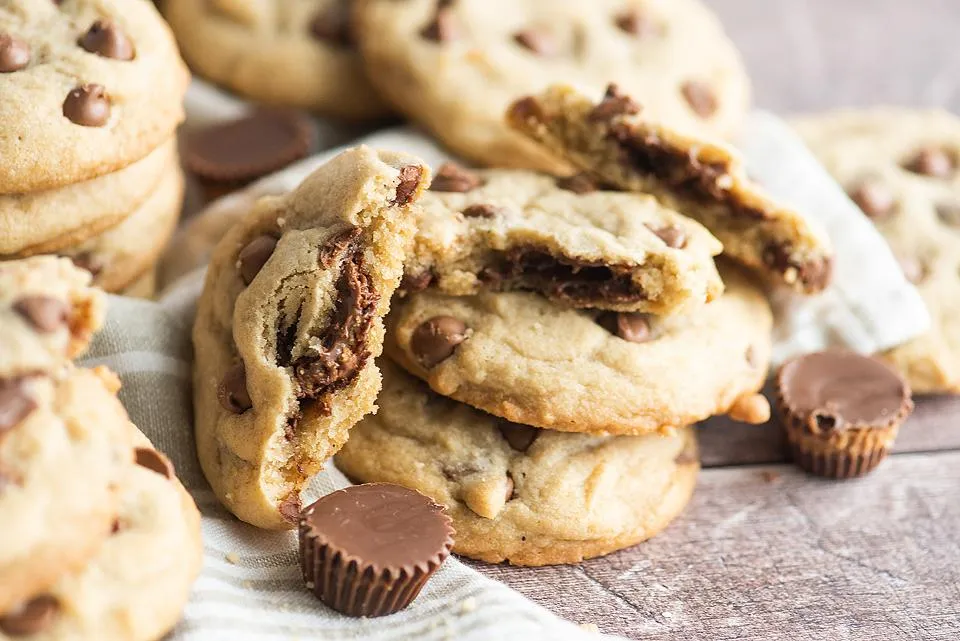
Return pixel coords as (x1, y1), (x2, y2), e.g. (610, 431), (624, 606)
(63, 84), (110, 127)
(498, 422), (539, 452)
(614, 9), (660, 36)
(589, 84), (641, 121)
(681, 81), (718, 118)
(420, 3), (458, 42)
(78, 20), (135, 60)
(0, 378), (37, 434)
(0, 596), (59, 636)
(13, 296), (68, 333)
(279, 493), (302, 523)
(462, 203), (500, 218)
(430, 162), (482, 193)
(309, 0), (352, 47)
(556, 173), (598, 194)
(896, 254), (926, 285)
(507, 96), (546, 123)
(411, 316), (468, 368)
(183, 110), (313, 186)
(848, 181), (896, 220)
(0, 33), (30, 72)
(903, 147), (954, 178)
(646, 224), (687, 249)
(299, 483), (454, 617)
(761, 243), (832, 291)
(936, 202), (960, 227)
(598, 312), (652, 343)
(777, 350), (912, 435)
(134, 447), (175, 480)
(393, 165), (424, 205)
(238, 235), (279, 285)
(399, 270), (434, 295)
(218, 363), (252, 413)
(513, 29), (556, 56)
(69, 252), (104, 277)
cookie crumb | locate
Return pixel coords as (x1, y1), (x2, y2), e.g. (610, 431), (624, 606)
(225, 552), (240, 565)
(760, 470), (781, 483)
(459, 597), (477, 614)
(579, 623), (600, 633)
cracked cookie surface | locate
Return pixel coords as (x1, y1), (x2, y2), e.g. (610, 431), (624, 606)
(337, 361), (699, 566)
(192, 147), (430, 529)
(508, 84), (833, 293)
(403, 164), (723, 314)
(386, 264), (772, 435)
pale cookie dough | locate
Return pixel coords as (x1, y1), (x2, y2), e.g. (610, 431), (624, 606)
(0, 430), (202, 640)
(0, 0), (188, 193)
(163, 0), (389, 120)
(508, 84), (834, 293)
(403, 164), (723, 314)
(193, 147), (431, 529)
(60, 161), (184, 294)
(387, 265), (772, 435)
(0, 140), (176, 257)
(794, 108), (960, 393)
(0, 365), (132, 615)
(0, 257), (105, 380)
(337, 361), (700, 566)
(354, 0), (750, 171)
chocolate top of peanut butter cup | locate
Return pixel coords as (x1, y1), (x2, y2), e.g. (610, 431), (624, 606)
(777, 350), (912, 434)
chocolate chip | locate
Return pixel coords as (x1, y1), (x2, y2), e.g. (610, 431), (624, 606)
(63, 84), (110, 127)
(78, 20), (135, 60)
(0, 596), (59, 636)
(13, 296), (68, 333)
(462, 203), (499, 218)
(589, 84), (641, 121)
(647, 224), (687, 249)
(0, 378), (37, 434)
(896, 254), (926, 285)
(134, 447), (175, 480)
(218, 363), (252, 413)
(556, 173), (598, 194)
(0, 33), (30, 73)
(498, 422), (539, 452)
(513, 29), (556, 56)
(393, 165), (423, 205)
(903, 147), (954, 178)
(399, 271), (434, 295)
(420, 3), (458, 42)
(936, 202), (960, 227)
(507, 96), (546, 123)
(848, 181), (896, 220)
(504, 474), (515, 502)
(279, 493), (302, 523)
(598, 312), (652, 343)
(614, 9), (660, 36)
(69, 252), (104, 277)
(410, 316), (467, 368)
(430, 162), (482, 193)
(681, 81), (718, 118)
(310, 0), (352, 47)
(238, 235), (278, 285)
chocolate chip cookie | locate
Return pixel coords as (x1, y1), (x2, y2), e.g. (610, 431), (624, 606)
(192, 147), (430, 529)
(353, 0), (750, 172)
(386, 264), (772, 435)
(794, 108), (960, 393)
(403, 163), (723, 313)
(0, 1), (188, 193)
(508, 84), (834, 293)
(163, 0), (389, 120)
(336, 360), (699, 565)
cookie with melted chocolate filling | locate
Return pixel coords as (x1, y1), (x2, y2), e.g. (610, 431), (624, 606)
(403, 165), (724, 314)
(507, 84), (834, 293)
(192, 146), (431, 529)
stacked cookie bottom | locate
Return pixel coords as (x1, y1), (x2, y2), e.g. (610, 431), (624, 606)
(0, 140), (184, 299)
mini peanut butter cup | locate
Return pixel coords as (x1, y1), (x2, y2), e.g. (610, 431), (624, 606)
(299, 483), (454, 617)
(776, 350), (913, 479)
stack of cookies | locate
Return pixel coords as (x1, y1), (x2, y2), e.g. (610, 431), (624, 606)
(0, 0), (190, 298)
(0, 257), (201, 639)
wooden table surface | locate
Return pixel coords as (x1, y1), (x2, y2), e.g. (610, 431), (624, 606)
(471, 2), (960, 638)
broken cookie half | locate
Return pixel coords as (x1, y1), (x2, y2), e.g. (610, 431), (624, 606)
(403, 165), (723, 315)
(507, 84), (834, 293)
(192, 146), (430, 529)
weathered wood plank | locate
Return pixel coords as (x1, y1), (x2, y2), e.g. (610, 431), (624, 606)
(472, 451), (960, 640)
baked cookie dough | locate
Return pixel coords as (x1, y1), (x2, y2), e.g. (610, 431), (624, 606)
(386, 265), (772, 435)
(193, 147), (430, 529)
(0, 0), (188, 192)
(794, 108), (960, 393)
(163, 0), (389, 120)
(508, 84), (833, 293)
(403, 164), (723, 314)
(354, 0), (750, 171)
(337, 361), (699, 566)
